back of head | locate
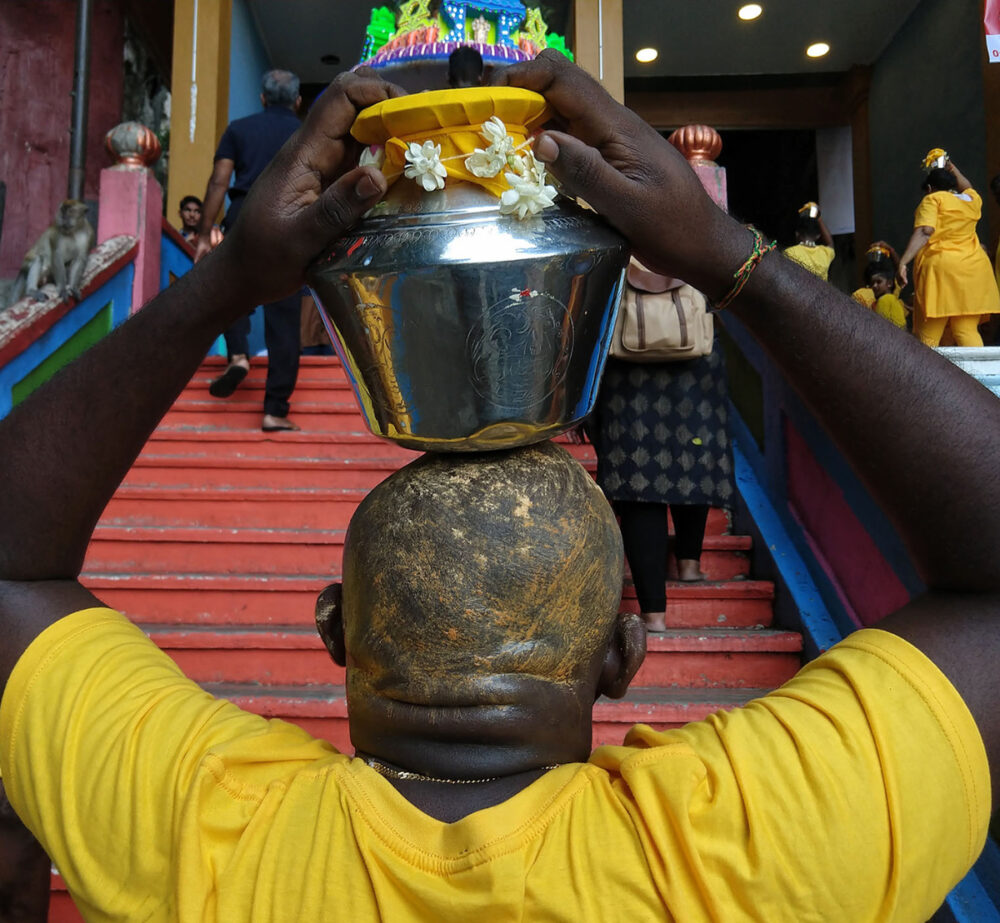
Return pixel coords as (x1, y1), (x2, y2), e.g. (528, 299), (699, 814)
(341, 442), (624, 703)
(795, 214), (820, 242)
(924, 167), (958, 193)
(448, 46), (484, 88)
(990, 173), (1000, 201)
(261, 69), (300, 108)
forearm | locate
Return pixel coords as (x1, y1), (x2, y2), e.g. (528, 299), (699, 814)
(0, 246), (256, 580)
(198, 181), (229, 237)
(818, 218), (834, 249)
(899, 227), (930, 266)
(729, 248), (1000, 590)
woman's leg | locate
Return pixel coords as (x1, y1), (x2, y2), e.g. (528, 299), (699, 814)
(948, 315), (985, 347)
(614, 500), (668, 631)
(913, 312), (948, 347)
(671, 504), (710, 582)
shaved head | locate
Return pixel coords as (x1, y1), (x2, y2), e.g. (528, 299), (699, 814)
(341, 442), (624, 705)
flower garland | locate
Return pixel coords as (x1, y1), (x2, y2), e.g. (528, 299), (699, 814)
(361, 116), (558, 220)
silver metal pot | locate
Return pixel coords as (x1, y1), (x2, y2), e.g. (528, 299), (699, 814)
(307, 179), (628, 452)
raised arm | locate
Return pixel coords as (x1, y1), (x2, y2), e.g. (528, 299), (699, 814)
(497, 51), (1000, 792)
(194, 158), (234, 262)
(0, 71), (401, 690)
(816, 213), (834, 248)
(949, 160), (973, 193)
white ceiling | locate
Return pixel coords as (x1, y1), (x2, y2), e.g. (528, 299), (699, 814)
(247, 0), (924, 86)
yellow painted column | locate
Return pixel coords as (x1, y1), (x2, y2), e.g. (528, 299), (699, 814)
(572, 0), (624, 103)
(167, 0), (233, 229)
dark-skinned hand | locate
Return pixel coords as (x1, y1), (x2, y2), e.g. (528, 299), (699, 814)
(205, 69), (405, 308)
(492, 50), (749, 300)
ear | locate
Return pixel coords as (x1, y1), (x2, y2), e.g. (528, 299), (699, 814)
(597, 612), (646, 699)
(315, 582), (346, 666)
(260, 93), (267, 108)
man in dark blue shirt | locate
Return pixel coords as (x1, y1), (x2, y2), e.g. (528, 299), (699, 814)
(195, 69), (303, 431)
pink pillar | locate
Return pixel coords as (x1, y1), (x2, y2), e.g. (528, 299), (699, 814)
(97, 121), (164, 313)
(692, 162), (728, 213)
(667, 125), (729, 213)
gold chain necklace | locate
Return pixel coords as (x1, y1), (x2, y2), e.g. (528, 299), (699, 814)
(363, 756), (558, 785)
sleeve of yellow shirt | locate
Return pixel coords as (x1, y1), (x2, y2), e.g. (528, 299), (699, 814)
(591, 628), (990, 922)
(0, 608), (336, 920)
(914, 194), (939, 229)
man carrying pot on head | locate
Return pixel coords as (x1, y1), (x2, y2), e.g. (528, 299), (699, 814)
(0, 53), (997, 922)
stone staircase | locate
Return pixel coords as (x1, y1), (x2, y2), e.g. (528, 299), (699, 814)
(80, 354), (802, 752)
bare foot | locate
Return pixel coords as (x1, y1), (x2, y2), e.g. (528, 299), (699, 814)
(677, 559), (707, 582)
(641, 611), (667, 633)
(262, 414), (300, 432)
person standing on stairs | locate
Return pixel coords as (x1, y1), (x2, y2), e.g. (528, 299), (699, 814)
(195, 68), (305, 433)
(2, 56), (1000, 922)
(586, 258), (734, 633)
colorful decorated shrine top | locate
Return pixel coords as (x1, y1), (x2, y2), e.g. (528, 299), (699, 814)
(360, 0), (572, 69)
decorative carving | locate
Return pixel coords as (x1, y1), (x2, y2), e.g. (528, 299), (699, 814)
(104, 121), (162, 169)
(667, 124), (722, 166)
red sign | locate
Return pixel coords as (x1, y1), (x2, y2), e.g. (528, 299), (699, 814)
(986, 0), (1000, 60)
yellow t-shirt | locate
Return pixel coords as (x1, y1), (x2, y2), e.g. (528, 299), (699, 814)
(913, 189), (1000, 318)
(784, 243), (835, 280)
(873, 292), (908, 328)
(0, 609), (990, 922)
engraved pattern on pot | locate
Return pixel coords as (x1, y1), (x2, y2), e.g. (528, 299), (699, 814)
(467, 289), (573, 410)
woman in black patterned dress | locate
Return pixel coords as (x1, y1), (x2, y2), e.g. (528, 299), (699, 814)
(586, 337), (735, 632)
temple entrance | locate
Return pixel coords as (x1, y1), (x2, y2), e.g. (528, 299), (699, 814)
(717, 127), (857, 294)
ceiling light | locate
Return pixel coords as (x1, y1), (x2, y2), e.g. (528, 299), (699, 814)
(738, 4), (762, 21)
(635, 47), (658, 63)
(806, 42), (830, 58)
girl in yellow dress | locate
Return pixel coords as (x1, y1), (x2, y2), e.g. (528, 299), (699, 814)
(897, 156), (1000, 347)
(851, 242), (899, 308)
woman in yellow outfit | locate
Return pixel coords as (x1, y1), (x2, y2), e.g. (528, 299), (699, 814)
(897, 157), (999, 347)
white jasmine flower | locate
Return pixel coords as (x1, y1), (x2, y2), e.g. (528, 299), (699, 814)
(359, 145), (386, 170)
(464, 116), (515, 178)
(404, 140), (447, 191)
(499, 150), (557, 219)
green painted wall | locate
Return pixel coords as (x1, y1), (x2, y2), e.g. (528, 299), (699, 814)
(12, 304), (113, 406)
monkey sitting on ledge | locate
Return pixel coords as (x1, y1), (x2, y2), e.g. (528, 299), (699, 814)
(5, 200), (95, 307)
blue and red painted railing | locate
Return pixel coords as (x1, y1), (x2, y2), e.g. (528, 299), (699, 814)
(719, 311), (1000, 923)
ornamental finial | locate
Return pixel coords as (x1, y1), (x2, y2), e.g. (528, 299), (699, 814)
(104, 121), (162, 169)
(667, 124), (723, 166)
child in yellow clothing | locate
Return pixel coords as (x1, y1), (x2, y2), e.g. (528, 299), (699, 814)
(785, 202), (835, 280)
(868, 267), (908, 328)
(851, 241), (899, 308)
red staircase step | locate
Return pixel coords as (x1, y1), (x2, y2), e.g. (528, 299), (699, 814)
(83, 573), (774, 628)
(104, 486), (368, 529)
(85, 525), (347, 575)
(86, 524), (747, 580)
(632, 628), (800, 687)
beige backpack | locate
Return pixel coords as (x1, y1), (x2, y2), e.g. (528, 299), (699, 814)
(610, 257), (714, 362)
